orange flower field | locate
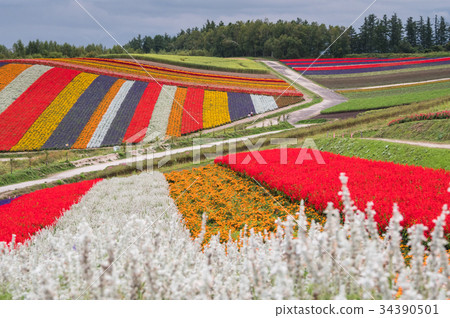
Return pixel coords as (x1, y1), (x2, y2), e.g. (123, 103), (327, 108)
(165, 164), (324, 243)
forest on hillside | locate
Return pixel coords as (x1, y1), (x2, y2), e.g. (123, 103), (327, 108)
(1, 14), (449, 59)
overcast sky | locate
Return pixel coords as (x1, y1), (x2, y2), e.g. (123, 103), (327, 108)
(1, 0), (449, 48)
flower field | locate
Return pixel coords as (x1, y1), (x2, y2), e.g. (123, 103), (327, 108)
(0, 179), (101, 244)
(6, 57), (301, 95)
(0, 170), (448, 299)
(215, 148), (450, 235)
(388, 110), (450, 126)
(165, 164), (324, 243)
(0, 65), (51, 114)
(0, 60), (303, 151)
(281, 57), (450, 75)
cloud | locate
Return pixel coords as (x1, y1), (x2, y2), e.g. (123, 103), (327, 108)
(1, 0), (449, 48)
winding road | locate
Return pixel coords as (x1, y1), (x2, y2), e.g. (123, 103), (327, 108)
(261, 60), (348, 125)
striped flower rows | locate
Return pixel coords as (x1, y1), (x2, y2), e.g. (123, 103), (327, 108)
(43, 75), (118, 149)
(0, 67), (79, 151)
(72, 79), (126, 149)
(281, 57), (450, 75)
(87, 81), (134, 148)
(4, 58), (304, 96)
(11, 73), (98, 151)
(0, 62), (299, 150)
(54, 57), (298, 93)
(0, 64), (31, 92)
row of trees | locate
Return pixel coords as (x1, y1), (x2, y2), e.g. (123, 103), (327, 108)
(126, 14), (450, 58)
(0, 41), (124, 59)
(355, 14), (449, 53)
(1, 14), (449, 59)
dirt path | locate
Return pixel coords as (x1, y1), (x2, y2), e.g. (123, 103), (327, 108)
(261, 61), (347, 125)
(363, 138), (450, 149)
(0, 158), (27, 162)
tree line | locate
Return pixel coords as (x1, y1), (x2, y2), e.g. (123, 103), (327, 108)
(0, 40), (124, 59)
(1, 14), (449, 59)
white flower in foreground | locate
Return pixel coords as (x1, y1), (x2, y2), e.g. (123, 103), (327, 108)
(0, 172), (448, 300)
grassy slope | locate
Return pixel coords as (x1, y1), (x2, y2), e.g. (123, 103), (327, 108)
(365, 119), (450, 142)
(315, 138), (450, 170)
(0, 148), (120, 186)
(0, 162), (75, 186)
(322, 82), (450, 114)
(98, 53), (268, 73)
(341, 81), (450, 98)
(296, 118), (329, 124)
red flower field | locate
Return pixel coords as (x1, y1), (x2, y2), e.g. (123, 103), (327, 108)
(0, 179), (102, 245)
(215, 148), (450, 234)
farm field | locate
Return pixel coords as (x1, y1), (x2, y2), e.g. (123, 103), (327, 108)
(165, 164), (325, 243)
(281, 57), (450, 89)
(99, 53), (269, 73)
(0, 59), (303, 151)
(307, 65), (450, 89)
(1, 94), (448, 190)
(281, 56), (450, 76)
(322, 81), (450, 113)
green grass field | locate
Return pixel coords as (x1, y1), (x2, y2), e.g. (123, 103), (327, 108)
(322, 82), (450, 114)
(315, 138), (450, 170)
(364, 119), (450, 142)
(0, 148), (121, 186)
(296, 118), (329, 124)
(340, 81), (450, 98)
(98, 53), (269, 73)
